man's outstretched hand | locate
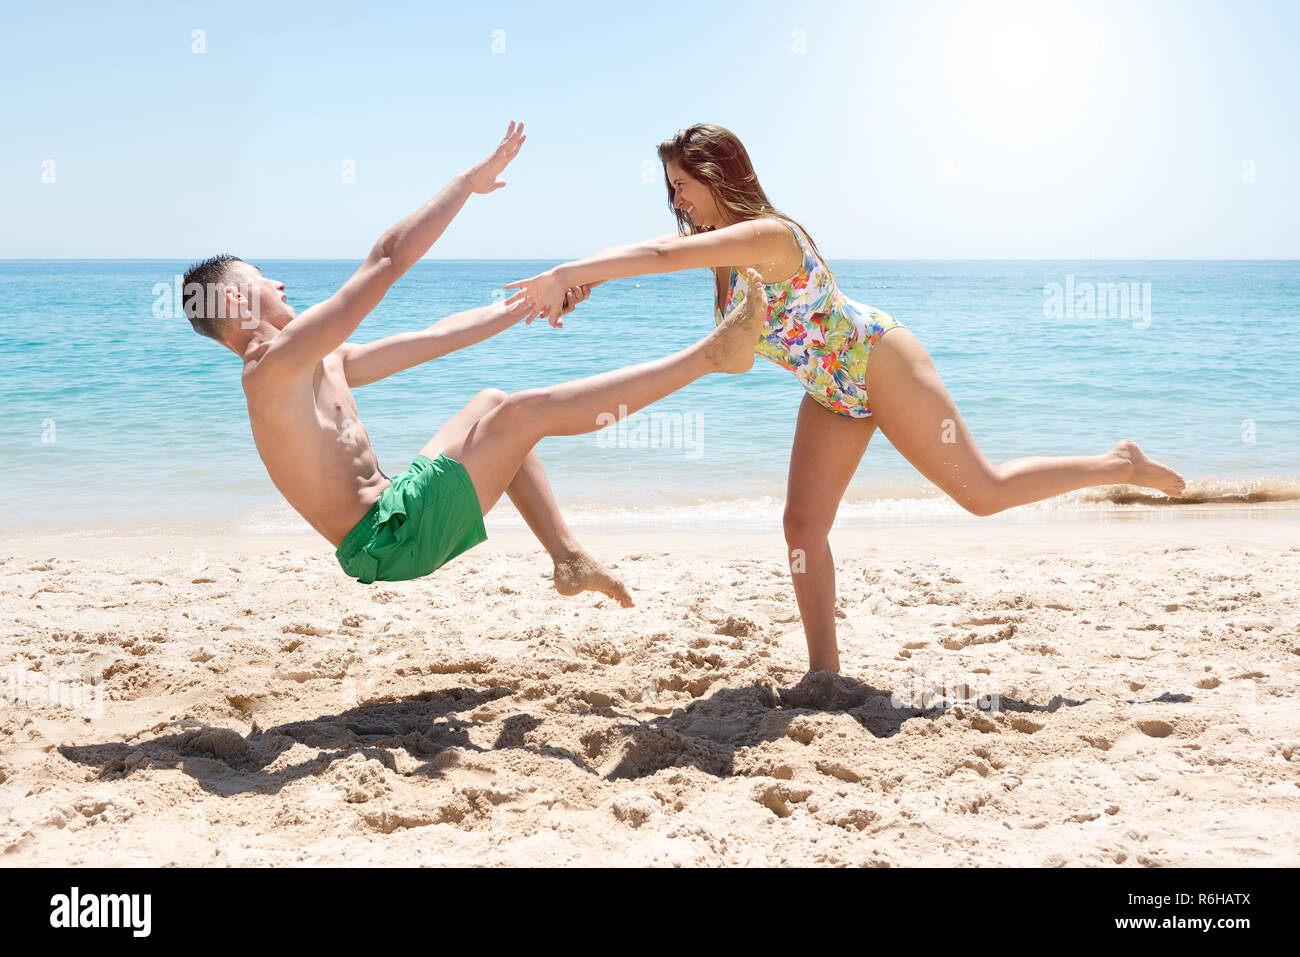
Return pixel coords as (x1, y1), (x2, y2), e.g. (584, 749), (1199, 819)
(558, 283), (591, 320)
(466, 120), (526, 194)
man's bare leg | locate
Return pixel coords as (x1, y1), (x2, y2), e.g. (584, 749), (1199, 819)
(507, 450), (633, 607)
(420, 389), (632, 605)
(445, 269), (768, 522)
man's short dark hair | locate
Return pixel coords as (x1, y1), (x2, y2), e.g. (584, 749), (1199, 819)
(182, 254), (246, 342)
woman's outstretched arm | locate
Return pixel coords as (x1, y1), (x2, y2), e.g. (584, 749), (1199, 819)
(505, 219), (793, 325)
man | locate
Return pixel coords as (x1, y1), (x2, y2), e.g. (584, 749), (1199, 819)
(183, 121), (769, 602)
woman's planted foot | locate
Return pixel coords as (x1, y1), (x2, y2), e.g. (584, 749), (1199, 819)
(776, 669), (877, 711)
(1109, 439), (1186, 498)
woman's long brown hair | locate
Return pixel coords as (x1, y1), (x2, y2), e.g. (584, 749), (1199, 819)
(657, 123), (834, 279)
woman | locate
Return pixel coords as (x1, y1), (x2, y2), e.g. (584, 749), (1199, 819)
(506, 124), (1185, 675)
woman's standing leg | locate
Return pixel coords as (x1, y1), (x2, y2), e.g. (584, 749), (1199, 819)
(784, 394), (876, 673)
(863, 328), (1185, 514)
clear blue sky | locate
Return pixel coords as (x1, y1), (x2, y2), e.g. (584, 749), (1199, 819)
(2, 0), (1296, 259)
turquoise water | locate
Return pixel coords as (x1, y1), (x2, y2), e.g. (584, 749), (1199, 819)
(1, 259), (1298, 533)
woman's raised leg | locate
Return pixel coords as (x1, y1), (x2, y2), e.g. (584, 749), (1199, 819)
(863, 328), (1185, 516)
(784, 394), (875, 673)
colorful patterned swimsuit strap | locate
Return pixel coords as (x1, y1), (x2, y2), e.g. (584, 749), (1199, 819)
(714, 217), (816, 319)
(744, 218), (815, 298)
(779, 218), (813, 269)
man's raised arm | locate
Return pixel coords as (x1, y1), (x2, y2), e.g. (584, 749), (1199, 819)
(258, 121), (526, 377)
(341, 284), (592, 388)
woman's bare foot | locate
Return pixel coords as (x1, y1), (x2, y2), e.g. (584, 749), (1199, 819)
(705, 268), (769, 373)
(1110, 439), (1186, 497)
(776, 669), (873, 711)
(553, 551), (634, 607)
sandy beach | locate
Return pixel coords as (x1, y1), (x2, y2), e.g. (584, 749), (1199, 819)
(2, 516), (1297, 867)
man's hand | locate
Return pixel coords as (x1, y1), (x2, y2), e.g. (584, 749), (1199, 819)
(557, 283), (591, 320)
(253, 124), (526, 380)
(466, 120), (526, 194)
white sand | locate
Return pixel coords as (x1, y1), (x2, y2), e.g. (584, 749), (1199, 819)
(1, 517), (1297, 866)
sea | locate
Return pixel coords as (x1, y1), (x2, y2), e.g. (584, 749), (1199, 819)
(2, 259), (1297, 536)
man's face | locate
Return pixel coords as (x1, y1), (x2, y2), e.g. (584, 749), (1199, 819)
(229, 264), (294, 330)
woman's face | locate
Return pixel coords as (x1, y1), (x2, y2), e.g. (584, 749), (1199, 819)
(665, 160), (725, 229)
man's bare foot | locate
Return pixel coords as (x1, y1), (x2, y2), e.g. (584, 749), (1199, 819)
(705, 268), (769, 373)
(554, 551), (634, 607)
(1110, 439), (1186, 497)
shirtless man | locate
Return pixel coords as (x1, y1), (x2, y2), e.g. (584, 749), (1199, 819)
(182, 121), (770, 602)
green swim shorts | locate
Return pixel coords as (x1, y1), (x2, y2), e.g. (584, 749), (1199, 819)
(335, 453), (487, 584)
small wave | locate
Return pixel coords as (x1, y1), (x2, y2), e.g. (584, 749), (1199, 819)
(488, 475), (1300, 531)
(4, 474), (1297, 538)
(1073, 475), (1300, 506)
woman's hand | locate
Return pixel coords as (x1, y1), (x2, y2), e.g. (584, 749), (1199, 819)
(504, 269), (571, 326)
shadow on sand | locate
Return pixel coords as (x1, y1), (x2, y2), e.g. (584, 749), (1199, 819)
(58, 672), (1090, 796)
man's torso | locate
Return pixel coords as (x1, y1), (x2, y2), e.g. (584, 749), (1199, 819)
(243, 350), (390, 546)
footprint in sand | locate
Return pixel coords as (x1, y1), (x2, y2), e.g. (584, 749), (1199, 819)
(756, 783), (812, 819)
(1138, 719), (1175, 738)
(1009, 716), (1045, 734)
(280, 621), (331, 637)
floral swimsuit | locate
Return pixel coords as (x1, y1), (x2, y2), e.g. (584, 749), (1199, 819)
(714, 220), (903, 418)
